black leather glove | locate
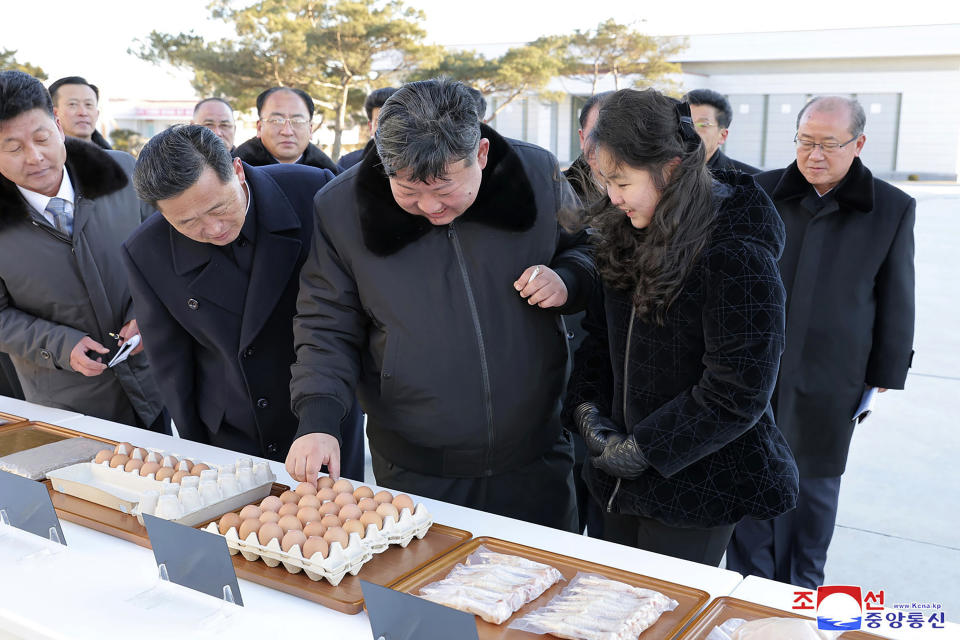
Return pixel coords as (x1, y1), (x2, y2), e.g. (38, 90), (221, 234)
(573, 402), (619, 456)
(591, 432), (650, 479)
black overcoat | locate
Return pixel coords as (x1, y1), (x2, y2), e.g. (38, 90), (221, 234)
(122, 163), (334, 459)
(757, 158), (915, 477)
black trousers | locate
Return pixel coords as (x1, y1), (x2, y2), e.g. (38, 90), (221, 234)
(572, 431), (604, 538)
(725, 475), (842, 589)
(602, 511), (736, 567)
(371, 432), (579, 533)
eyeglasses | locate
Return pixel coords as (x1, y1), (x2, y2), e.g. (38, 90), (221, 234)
(693, 121), (719, 130)
(794, 134), (858, 154)
(261, 117), (310, 128)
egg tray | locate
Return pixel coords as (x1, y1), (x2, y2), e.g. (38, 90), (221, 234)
(203, 503), (433, 586)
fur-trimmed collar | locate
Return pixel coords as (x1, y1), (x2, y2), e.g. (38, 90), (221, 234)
(0, 138), (129, 232)
(771, 157), (874, 213)
(235, 136), (340, 174)
(356, 124), (538, 256)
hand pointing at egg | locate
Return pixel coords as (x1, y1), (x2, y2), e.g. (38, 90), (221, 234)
(286, 433), (341, 484)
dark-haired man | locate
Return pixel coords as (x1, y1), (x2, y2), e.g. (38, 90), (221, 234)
(123, 125), (364, 472)
(192, 97), (237, 153)
(236, 87), (339, 174)
(48, 76), (112, 150)
(0, 71), (162, 428)
(684, 89), (758, 175)
(337, 87), (397, 171)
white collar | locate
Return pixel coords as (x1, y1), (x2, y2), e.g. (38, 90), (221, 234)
(17, 168), (76, 217)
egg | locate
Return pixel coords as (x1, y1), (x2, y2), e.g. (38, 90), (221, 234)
(176, 459), (193, 472)
(114, 442), (133, 455)
(131, 447), (148, 461)
(259, 511), (281, 524)
(124, 459), (144, 473)
(281, 530), (307, 553)
(338, 504), (362, 521)
(373, 490), (394, 504)
(218, 512), (241, 535)
(318, 502), (340, 516)
(278, 502), (300, 518)
(333, 492), (356, 507)
(302, 522), (326, 538)
(238, 518), (262, 541)
(353, 486), (374, 500)
(302, 536), (329, 560)
(297, 494), (321, 509)
(108, 454), (128, 469)
(376, 503), (399, 521)
(393, 494), (415, 512)
(297, 507), (321, 525)
(323, 526), (349, 549)
(258, 522), (283, 546)
(332, 479), (354, 494)
(294, 482), (317, 496)
(171, 470), (190, 484)
(317, 476), (335, 490)
(316, 488), (337, 503)
(155, 467), (175, 482)
(320, 514), (342, 529)
(278, 514), (303, 533)
(191, 462), (210, 475)
(94, 449), (113, 464)
(342, 519), (366, 539)
(360, 510), (383, 530)
(238, 504), (262, 520)
(140, 461), (161, 477)
(278, 490), (299, 504)
(260, 495), (283, 512)
(357, 498), (378, 512)
(144, 450), (162, 463)
(160, 455), (178, 469)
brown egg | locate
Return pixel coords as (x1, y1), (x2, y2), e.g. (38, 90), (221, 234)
(114, 442), (133, 455)
(316, 488), (337, 503)
(302, 536), (329, 560)
(376, 503), (399, 521)
(318, 502), (340, 516)
(323, 526), (349, 549)
(238, 518), (262, 541)
(124, 459), (144, 473)
(332, 479), (354, 494)
(277, 514), (303, 533)
(278, 502), (300, 517)
(297, 494), (321, 509)
(353, 486), (374, 500)
(302, 522), (326, 538)
(343, 519), (366, 539)
(294, 482), (317, 496)
(297, 507), (321, 525)
(357, 497), (378, 512)
(320, 514), (342, 529)
(373, 490), (394, 504)
(281, 529), (307, 553)
(176, 459), (193, 472)
(259, 511), (281, 524)
(393, 494), (415, 513)
(219, 512), (241, 535)
(131, 447), (149, 460)
(317, 476), (335, 489)
(191, 462), (210, 475)
(338, 504), (362, 521)
(171, 470), (190, 484)
(145, 450), (163, 463)
(94, 449), (113, 464)
(109, 454), (129, 469)
(155, 467), (175, 482)
(161, 455), (179, 469)
(258, 522), (283, 546)
(260, 495), (283, 512)
(140, 461), (161, 477)
(238, 504), (262, 520)
(334, 492), (356, 507)
(278, 490), (299, 504)
(360, 510), (384, 530)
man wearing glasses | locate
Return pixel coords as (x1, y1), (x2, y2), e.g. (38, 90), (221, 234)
(191, 98), (237, 154)
(684, 89), (758, 175)
(726, 96), (915, 589)
(236, 87), (340, 174)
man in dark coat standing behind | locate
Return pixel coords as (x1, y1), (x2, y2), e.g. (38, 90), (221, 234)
(123, 125), (364, 472)
(685, 89), (759, 175)
(726, 96), (915, 589)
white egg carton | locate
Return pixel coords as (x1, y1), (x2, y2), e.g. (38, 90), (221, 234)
(203, 503), (434, 584)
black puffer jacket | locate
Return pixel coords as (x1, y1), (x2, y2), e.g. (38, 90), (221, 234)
(564, 171), (799, 527)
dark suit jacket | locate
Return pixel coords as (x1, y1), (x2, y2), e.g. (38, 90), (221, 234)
(708, 149), (760, 175)
(122, 163), (334, 460)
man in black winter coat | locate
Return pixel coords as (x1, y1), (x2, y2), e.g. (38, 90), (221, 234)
(288, 79), (596, 531)
(685, 89), (759, 175)
(337, 87), (396, 172)
(726, 96), (916, 589)
(49, 76), (113, 150)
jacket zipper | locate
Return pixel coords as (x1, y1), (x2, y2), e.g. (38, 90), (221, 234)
(448, 223), (495, 474)
(607, 304), (636, 513)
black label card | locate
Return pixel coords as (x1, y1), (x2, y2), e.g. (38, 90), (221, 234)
(361, 580), (479, 640)
(0, 469), (65, 544)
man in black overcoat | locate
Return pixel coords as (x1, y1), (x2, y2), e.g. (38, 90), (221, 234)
(685, 89), (759, 175)
(726, 96), (915, 589)
(122, 126), (364, 476)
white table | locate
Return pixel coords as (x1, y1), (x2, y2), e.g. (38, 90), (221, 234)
(0, 399), (744, 639)
(0, 395), (85, 426)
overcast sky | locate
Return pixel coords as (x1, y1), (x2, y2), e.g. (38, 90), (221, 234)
(2, 0), (957, 100)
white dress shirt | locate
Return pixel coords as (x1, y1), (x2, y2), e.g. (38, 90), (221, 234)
(17, 169), (76, 228)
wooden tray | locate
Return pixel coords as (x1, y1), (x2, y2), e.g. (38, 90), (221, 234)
(0, 411), (26, 427)
(390, 536), (710, 639)
(0, 421), (114, 457)
(675, 596), (889, 639)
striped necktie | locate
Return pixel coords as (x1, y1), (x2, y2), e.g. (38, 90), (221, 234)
(45, 197), (74, 235)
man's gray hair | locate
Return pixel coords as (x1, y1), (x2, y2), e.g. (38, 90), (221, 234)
(374, 78), (481, 182)
(796, 96), (867, 138)
(134, 125), (234, 207)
